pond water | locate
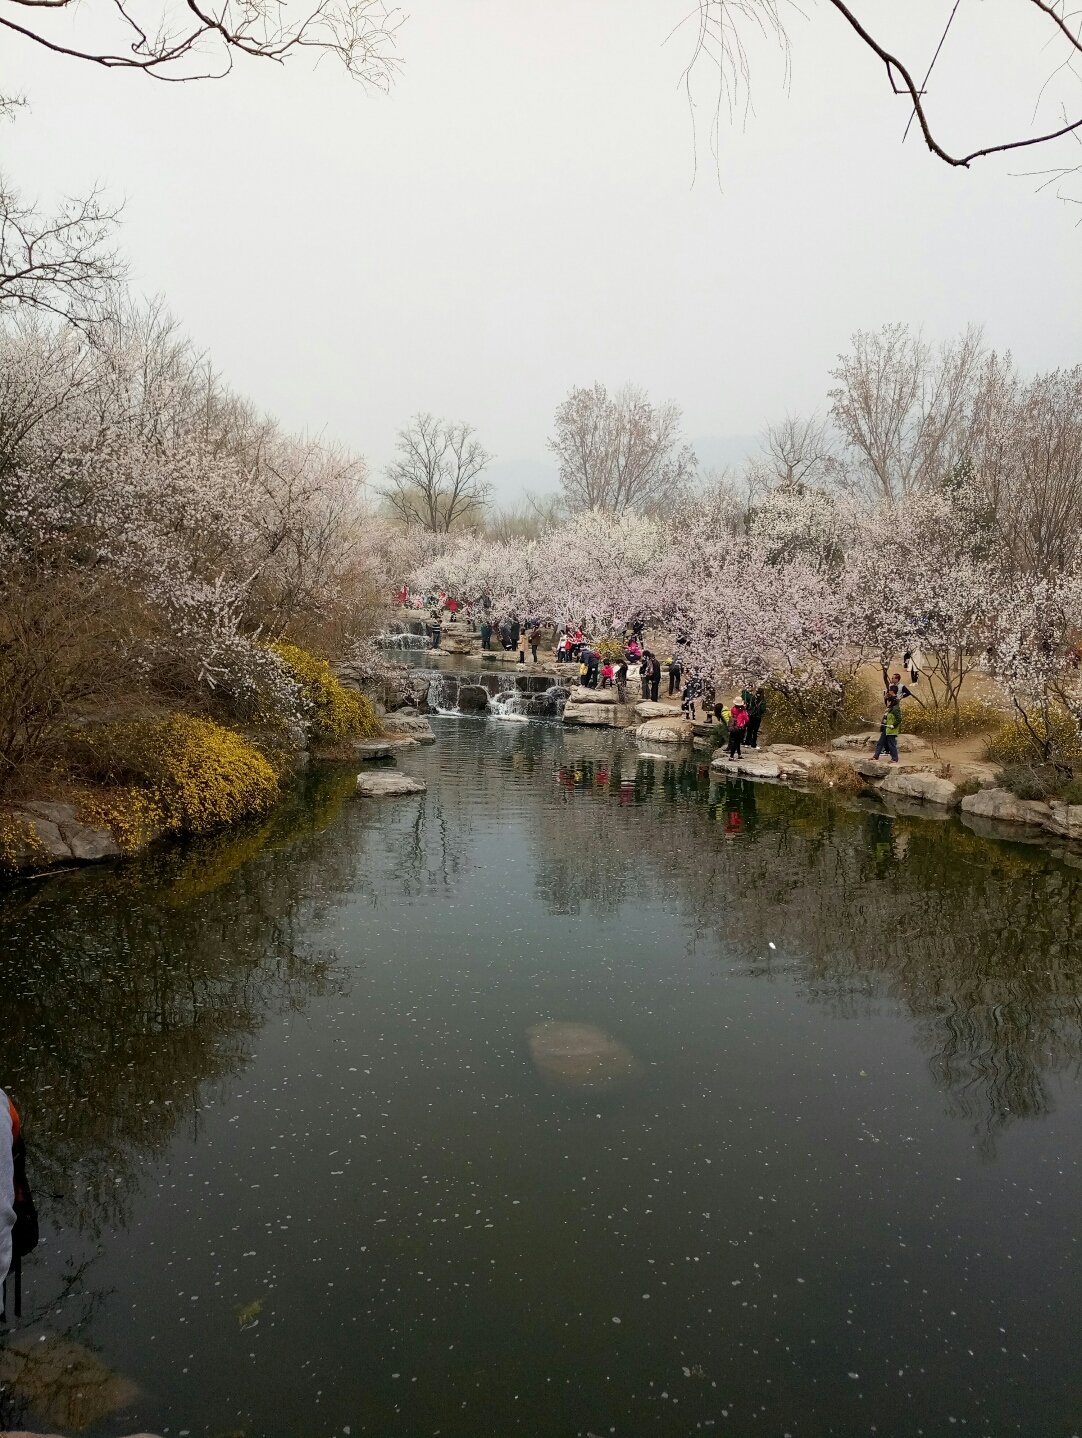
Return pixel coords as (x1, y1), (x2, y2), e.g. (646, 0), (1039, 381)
(2, 720), (1082, 1437)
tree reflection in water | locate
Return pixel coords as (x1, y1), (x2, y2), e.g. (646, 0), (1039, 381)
(533, 743), (1082, 1152)
(0, 766), (361, 1236)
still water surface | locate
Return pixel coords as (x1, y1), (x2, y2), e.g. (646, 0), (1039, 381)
(2, 720), (1082, 1437)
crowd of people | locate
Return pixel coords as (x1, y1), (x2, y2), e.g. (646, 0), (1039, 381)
(396, 591), (928, 764)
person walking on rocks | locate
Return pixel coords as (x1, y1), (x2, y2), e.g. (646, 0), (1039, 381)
(727, 699), (749, 760)
(746, 687), (766, 748)
(640, 651), (652, 700)
(615, 660), (628, 705)
(648, 653), (662, 703)
(528, 627), (541, 664)
(480, 618), (492, 651)
(873, 694), (902, 763)
(668, 655), (682, 697)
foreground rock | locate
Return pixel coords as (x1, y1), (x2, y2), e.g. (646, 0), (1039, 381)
(527, 1021), (638, 1090)
(841, 755), (937, 780)
(960, 787), (1051, 828)
(879, 770), (960, 807)
(1047, 803), (1082, 840)
(710, 743), (826, 780)
(570, 684), (616, 704)
(456, 683), (490, 713)
(353, 740), (396, 760)
(563, 701), (637, 728)
(635, 700), (683, 720)
(356, 772), (427, 797)
(381, 714), (436, 743)
(2, 802), (121, 872)
(635, 716), (694, 743)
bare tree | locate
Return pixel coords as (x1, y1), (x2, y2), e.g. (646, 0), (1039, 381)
(380, 413), (492, 533)
(828, 323), (985, 505)
(971, 360), (1082, 577)
(0, 0), (401, 85)
(762, 413), (837, 490)
(0, 95), (123, 331)
(683, 2), (1082, 191)
(548, 382), (697, 515)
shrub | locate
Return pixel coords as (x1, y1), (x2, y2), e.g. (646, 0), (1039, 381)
(76, 715), (280, 850)
(905, 697), (1003, 739)
(764, 679), (871, 747)
(270, 643), (381, 745)
(998, 762), (1082, 803)
(985, 709), (1082, 766)
(804, 757), (865, 794)
(596, 637), (627, 663)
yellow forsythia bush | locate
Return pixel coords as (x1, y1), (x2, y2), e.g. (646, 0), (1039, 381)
(905, 698), (1003, 738)
(81, 715), (280, 850)
(270, 642), (381, 745)
(765, 680), (872, 747)
(985, 708), (1082, 765)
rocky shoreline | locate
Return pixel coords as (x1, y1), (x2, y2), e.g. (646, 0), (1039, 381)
(5, 659), (1079, 880)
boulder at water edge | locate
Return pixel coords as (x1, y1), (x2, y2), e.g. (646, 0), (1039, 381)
(635, 701), (683, 720)
(634, 717), (694, 743)
(711, 752), (782, 779)
(527, 1021), (639, 1090)
(878, 770), (960, 807)
(356, 772), (427, 797)
(960, 787), (1051, 828)
(456, 683), (490, 713)
(563, 701), (637, 728)
(569, 685), (616, 704)
(382, 714), (437, 743)
(353, 740), (396, 760)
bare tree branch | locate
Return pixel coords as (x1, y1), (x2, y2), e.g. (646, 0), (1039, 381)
(686, 0), (1082, 181)
(0, 177), (124, 332)
(0, 0), (403, 85)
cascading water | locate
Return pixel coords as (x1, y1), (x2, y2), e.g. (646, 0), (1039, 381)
(414, 667), (569, 719)
(377, 619), (429, 651)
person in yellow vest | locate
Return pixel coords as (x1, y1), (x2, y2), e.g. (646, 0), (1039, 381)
(873, 693), (902, 763)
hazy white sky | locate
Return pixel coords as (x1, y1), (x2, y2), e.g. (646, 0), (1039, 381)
(4, 1), (1081, 498)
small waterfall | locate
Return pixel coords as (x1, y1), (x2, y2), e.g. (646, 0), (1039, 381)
(413, 668), (569, 719)
(377, 619), (429, 651)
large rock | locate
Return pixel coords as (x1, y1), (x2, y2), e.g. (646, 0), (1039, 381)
(527, 1021), (638, 1090)
(954, 761), (1001, 790)
(2, 813), (72, 869)
(353, 740), (396, 760)
(635, 717), (695, 743)
(356, 772), (427, 797)
(711, 753), (782, 779)
(563, 702), (637, 728)
(22, 800), (79, 825)
(763, 744), (829, 775)
(960, 787), (1051, 828)
(439, 633), (475, 656)
(841, 755), (936, 781)
(635, 701), (683, 720)
(879, 770), (960, 807)
(62, 822), (121, 861)
(456, 683), (490, 713)
(569, 685), (616, 704)
(831, 731), (926, 753)
(1045, 803), (1082, 840)
(381, 714), (436, 743)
